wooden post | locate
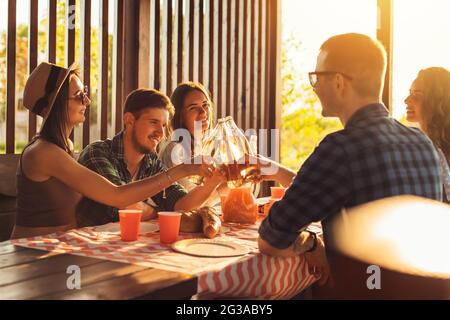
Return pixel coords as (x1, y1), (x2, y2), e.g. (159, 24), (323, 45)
(99, 0), (109, 140)
(377, 0), (393, 111)
(123, 0), (139, 99)
(113, 0), (124, 133)
(264, 0), (281, 195)
(6, 0), (16, 154)
(28, 0), (38, 141)
(80, 0), (92, 147)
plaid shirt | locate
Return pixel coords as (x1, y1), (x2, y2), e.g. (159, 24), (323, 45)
(436, 148), (450, 201)
(259, 103), (442, 249)
(76, 131), (187, 226)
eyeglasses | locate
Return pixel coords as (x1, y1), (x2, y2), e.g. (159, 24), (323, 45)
(69, 85), (89, 105)
(308, 71), (353, 88)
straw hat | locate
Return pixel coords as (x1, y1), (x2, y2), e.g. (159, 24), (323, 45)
(23, 61), (77, 123)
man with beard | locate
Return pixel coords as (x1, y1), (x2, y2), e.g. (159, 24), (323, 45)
(76, 89), (224, 226)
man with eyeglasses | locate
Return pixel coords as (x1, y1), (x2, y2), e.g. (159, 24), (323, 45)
(75, 89), (225, 227)
(257, 33), (442, 289)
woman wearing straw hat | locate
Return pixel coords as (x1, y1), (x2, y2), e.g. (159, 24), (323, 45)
(12, 62), (217, 239)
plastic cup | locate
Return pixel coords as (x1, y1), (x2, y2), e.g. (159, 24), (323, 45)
(158, 211), (182, 244)
(119, 209), (142, 241)
(263, 198), (278, 217)
(270, 186), (286, 199)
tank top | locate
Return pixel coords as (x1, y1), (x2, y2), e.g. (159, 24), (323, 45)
(15, 140), (82, 227)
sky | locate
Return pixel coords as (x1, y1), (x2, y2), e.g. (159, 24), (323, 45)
(282, 0), (450, 118)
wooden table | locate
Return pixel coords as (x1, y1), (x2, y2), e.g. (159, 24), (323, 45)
(0, 241), (197, 300)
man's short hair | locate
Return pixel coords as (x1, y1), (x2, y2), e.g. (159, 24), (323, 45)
(320, 33), (387, 98)
(123, 88), (175, 119)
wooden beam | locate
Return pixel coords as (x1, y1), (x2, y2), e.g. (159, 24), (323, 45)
(28, 0), (39, 141)
(217, 0), (223, 118)
(66, 0), (76, 141)
(250, 0), (256, 130)
(241, 0), (247, 129)
(259, 0), (266, 132)
(66, 0), (76, 67)
(177, 0), (184, 84)
(225, 0), (232, 117)
(264, 0), (281, 195)
(154, 0), (161, 89)
(167, 0), (174, 95)
(6, 0), (16, 154)
(208, 0), (214, 98)
(188, 0), (194, 80)
(99, 0), (109, 139)
(80, 0), (91, 147)
(113, 0), (124, 133)
(48, 0), (57, 63)
(198, 0), (204, 84)
(265, 0), (281, 136)
(257, 0), (262, 131)
(233, 0), (240, 126)
(138, 0), (150, 88)
(123, 0), (139, 98)
(377, 0), (393, 111)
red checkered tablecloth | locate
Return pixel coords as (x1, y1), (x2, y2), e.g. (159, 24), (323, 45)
(11, 219), (321, 299)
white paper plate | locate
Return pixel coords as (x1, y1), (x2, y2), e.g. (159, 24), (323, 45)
(172, 239), (249, 257)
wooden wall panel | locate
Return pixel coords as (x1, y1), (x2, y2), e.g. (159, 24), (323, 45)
(3, 0), (281, 177)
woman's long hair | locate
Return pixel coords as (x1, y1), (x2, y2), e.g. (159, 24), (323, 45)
(418, 67), (450, 161)
(36, 69), (80, 156)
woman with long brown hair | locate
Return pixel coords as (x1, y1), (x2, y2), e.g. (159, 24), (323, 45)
(158, 82), (226, 207)
(404, 67), (450, 202)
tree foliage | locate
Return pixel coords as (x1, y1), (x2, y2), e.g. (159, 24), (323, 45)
(0, 0), (113, 152)
(280, 32), (342, 171)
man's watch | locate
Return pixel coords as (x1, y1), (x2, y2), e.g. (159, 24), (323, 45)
(305, 230), (317, 252)
(293, 230), (317, 254)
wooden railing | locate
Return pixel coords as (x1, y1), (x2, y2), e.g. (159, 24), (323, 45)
(2, 0), (281, 154)
(137, 0), (281, 137)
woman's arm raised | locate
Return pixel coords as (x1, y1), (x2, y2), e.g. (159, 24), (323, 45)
(39, 144), (213, 208)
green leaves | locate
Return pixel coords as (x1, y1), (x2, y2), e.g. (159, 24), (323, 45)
(280, 33), (342, 170)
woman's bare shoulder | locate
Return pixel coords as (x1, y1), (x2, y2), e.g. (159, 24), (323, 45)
(23, 139), (72, 166)
(21, 139), (68, 180)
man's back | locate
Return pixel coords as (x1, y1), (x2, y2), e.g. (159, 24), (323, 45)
(259, 104), (442, 250)
(335, 103), (441, 207)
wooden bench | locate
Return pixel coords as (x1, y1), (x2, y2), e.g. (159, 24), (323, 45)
(0, 154), (20, 241)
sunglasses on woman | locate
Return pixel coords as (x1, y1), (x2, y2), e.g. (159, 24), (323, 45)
(69, 85), (89, 105)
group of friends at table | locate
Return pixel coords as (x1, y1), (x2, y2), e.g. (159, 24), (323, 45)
(9, 32), (450, 288)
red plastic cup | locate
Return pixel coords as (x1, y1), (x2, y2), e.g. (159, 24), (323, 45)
(119, 209), (142, 241)
(263, 198), (278, 216)
(158, 211), (182, 244)
(270, 186), (286, 199)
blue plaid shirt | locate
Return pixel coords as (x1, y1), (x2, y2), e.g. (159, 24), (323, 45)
(259, 103), (442, 249)
(76, 131), (187, 226)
